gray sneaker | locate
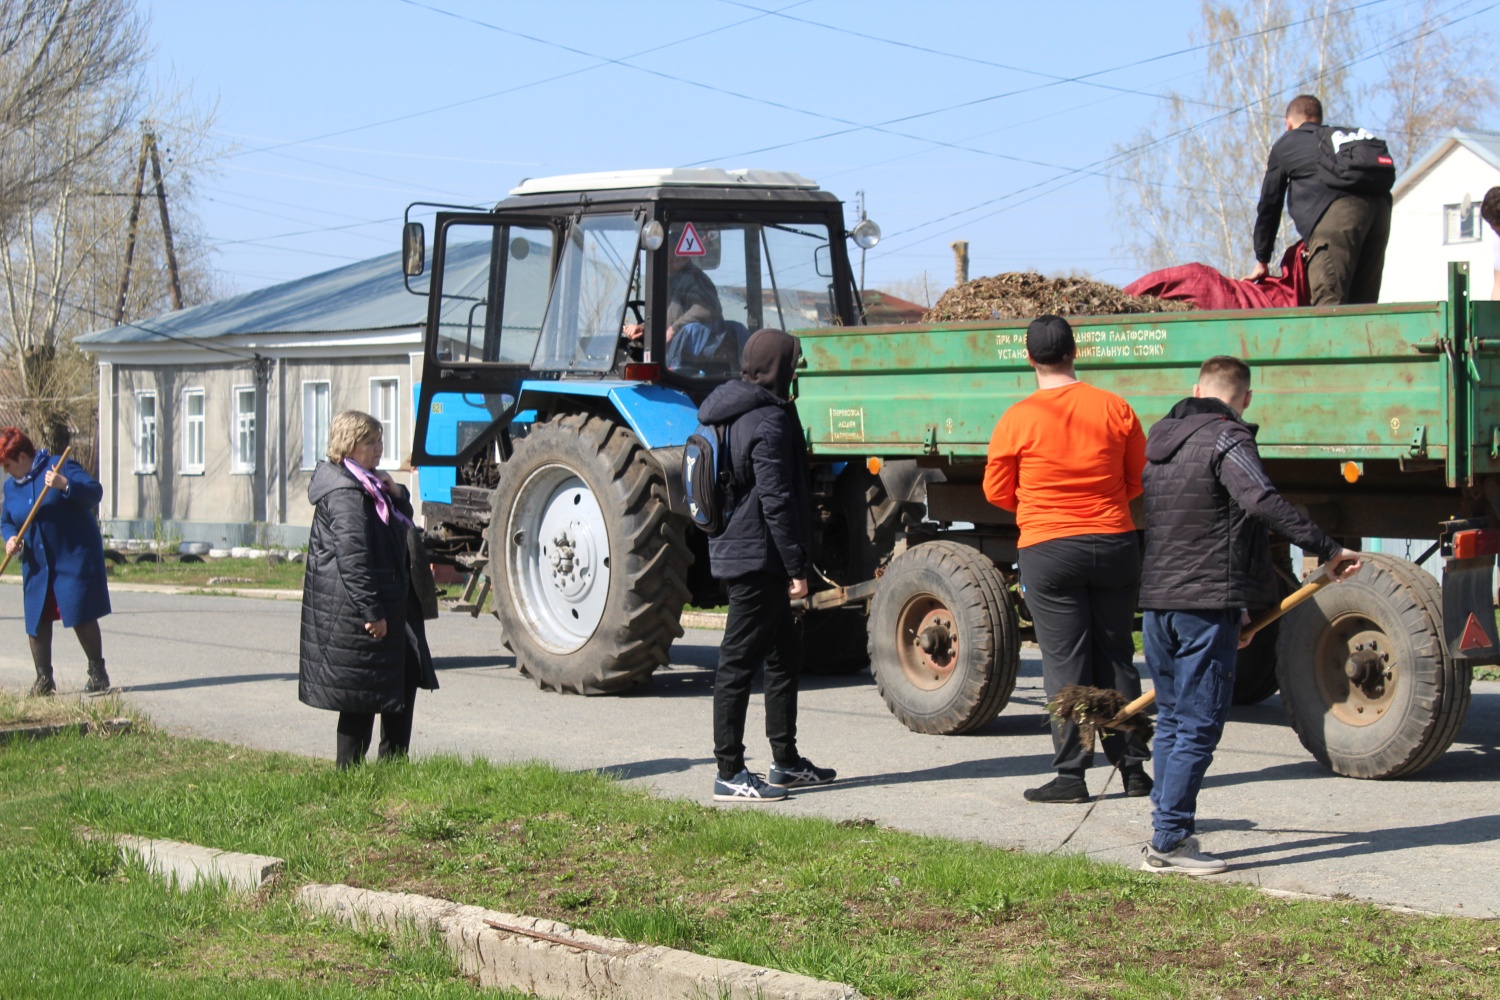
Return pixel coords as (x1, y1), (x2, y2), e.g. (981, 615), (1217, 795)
(1140, 837), (1228, 876)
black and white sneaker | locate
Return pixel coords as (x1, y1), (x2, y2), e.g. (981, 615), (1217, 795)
(767, 756), (837, 787)
(713, 769), (789, 802)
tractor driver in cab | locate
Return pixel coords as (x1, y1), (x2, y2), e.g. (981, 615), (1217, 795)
(625, 225), (742, 377)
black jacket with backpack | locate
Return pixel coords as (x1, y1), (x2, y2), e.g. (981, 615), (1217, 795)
(696, 378), (813, 582)
(1253, 121), (1395, 264)
(1139, 397), (1341, 611)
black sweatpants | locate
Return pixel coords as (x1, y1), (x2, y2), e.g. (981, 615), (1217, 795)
(336, 680), (418, 768)
(713, 572), (802, 780)
(1018, 532), (1149, 776)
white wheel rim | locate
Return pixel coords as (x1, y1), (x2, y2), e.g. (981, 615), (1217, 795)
(507, 463), (611, 652)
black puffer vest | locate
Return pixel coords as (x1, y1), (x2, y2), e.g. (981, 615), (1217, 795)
(1139, 398), (1277, 610)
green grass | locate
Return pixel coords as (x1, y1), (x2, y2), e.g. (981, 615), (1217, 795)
(105, 556), (306, 590)
(1, 693), (1497, 998)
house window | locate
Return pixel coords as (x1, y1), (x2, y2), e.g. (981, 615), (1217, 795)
(370, 377), (399, 469)
(232, 385), (257, 474)
(134, 391), (157, 474)
(1445, 203), (1482, 244)
(302, 381), (330, 470)
(182, 389), (205, 474)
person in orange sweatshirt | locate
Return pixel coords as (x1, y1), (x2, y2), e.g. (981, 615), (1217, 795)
(984, 315), (1150, 803)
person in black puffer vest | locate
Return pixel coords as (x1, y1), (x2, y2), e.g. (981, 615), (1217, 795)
(299, 409), (438, 768)
(1138, 356), (1360, 876)
(697, 328), (836, 803)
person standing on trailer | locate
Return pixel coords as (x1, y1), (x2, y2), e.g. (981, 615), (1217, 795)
(983, 315), (1152, 804)
(1139, 356), (1361, 875)
(1482, 186), (1500, 301)
(697, 328), (836, 802)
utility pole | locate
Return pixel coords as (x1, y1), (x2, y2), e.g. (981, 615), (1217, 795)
(856, 190), (867, 295)
(951, 240), (969, 286)
(113, 126), (184, 325)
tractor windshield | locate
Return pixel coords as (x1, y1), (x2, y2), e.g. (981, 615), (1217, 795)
(663, 220), (839, 380)
(533, 214), (642, 373)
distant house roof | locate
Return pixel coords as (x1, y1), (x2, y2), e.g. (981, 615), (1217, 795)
(862, 290), (927, 324)
(1392, 128), (1500, 201)
(77, 242), (491, 348)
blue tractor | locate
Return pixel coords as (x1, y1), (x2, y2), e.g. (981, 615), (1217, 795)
(405, 168), (894, 695)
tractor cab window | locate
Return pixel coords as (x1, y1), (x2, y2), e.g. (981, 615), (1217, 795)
(433, 221), (553, 365)
(664, 221), (838, 380)
(533, 214), (641, 373)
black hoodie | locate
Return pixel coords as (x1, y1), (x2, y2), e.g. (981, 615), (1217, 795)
(696, 330), (812, 580)
(1140, 396), (1339, 610)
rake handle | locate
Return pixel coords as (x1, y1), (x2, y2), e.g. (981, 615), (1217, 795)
(0, 446), (72, 577)
(1104, 568), (1335, 727)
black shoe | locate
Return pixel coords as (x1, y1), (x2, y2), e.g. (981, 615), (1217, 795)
(1023, 776), (1090, 803)
(30, 672), (55, 697)
(84, 660), (110, 694)
(1122, 767), (1153, 798)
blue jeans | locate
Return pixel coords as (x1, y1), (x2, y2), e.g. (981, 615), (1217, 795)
(1143, 608), (1240, 852)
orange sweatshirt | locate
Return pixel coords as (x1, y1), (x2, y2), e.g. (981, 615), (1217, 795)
(983, 381), (1145, 548)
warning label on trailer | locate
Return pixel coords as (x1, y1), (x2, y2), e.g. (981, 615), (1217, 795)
(675, 222), (706, 256)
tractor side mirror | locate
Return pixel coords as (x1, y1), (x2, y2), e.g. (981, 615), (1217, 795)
(402, 222), (426, 277)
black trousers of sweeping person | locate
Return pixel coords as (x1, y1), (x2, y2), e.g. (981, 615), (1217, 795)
(336, 680), (418, 768)
(1017, 531), (1150, 776)
(713, 572), (803, 780)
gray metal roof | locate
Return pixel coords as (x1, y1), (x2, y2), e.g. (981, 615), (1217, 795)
(1393, 128), (1500, 200)
(77, 241), (491, 347)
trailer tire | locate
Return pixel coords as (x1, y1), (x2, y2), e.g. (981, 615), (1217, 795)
(869, 541), (1019, 734)
(1233, 623), (1281, 705)
(1276, 553), (1470, 778)
(488, 413), (691, 694)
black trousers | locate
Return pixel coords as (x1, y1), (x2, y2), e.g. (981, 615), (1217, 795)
(713, 572), (802, 779)
(336, 681), (418, 768)
(1018, 532), (1149, 775)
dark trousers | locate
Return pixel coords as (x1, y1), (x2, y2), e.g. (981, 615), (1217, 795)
(336, 681), (418, 768)
(1143, 609), (1239, 852)
(1018, 532), (1149, 776)
(713, 572), (802, 780)
(1307, 194), (1391, 305)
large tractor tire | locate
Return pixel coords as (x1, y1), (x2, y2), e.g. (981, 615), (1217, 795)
(868, 541), (1020, 734)
(1232, 620), (1282, 705)
(1276, 553), (1470, 778)
(488, 413), (692, 694)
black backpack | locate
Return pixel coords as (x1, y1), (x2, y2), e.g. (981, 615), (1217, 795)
(1315, 125), (1396, 195)
(682, 407), (772, 535)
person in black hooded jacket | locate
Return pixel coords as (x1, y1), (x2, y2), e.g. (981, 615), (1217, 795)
(1138, 357), (1359, 875)
(697, 328), (835, 802)
(299, 410), (438, 768)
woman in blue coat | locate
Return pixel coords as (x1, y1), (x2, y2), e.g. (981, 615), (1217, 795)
(0, 428), (112, 696)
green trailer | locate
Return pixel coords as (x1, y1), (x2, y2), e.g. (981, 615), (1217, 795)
(794, 264), (1500, 780)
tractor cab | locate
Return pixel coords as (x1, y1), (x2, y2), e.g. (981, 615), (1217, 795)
(404, 168), (872, 484)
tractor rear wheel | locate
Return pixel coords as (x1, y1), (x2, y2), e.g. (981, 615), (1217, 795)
(488, 413), (692, 694)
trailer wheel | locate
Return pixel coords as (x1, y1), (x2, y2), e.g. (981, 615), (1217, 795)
(1276, 553), (1470, 778)
(1233, 623), (1281, 705)
(869, 541), (1019, 734)
(488, 413), (691, 694)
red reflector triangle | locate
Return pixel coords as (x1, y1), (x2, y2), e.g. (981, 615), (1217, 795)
(1459, 612), (1493, 651)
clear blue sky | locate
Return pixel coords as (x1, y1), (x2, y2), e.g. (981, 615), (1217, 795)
(142, 0), (1497, 299)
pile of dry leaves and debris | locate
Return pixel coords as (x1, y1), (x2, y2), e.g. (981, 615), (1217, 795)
(921, 271), (1192, 323)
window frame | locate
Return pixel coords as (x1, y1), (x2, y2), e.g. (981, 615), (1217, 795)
(134, 390), (158, 475)
(181, 387), (205, 475)
(301, 380), (331, 471)
(1444, 202), (1482, 245)
(369, 376), (400, 470)
(231, 384), (257, 475)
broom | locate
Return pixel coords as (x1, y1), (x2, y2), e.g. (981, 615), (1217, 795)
(1049, 567), (1335, 739)
(0, 446), (73, 577)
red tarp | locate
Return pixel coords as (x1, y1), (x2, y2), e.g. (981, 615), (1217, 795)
(1123, 241), (1308, 310)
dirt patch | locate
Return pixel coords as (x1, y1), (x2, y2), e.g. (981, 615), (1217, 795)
(922, 271), (1192, 323)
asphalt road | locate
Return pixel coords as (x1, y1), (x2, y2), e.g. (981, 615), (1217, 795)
(3, 584), (1498, 917)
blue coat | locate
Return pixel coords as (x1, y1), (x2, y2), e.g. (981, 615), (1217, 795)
(1, 450), (112, 635)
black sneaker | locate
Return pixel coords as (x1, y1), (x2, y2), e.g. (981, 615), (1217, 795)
(768, 756), (837, 787)
(1122, 767), (1153, 798)
(712, 769), (789, 803)
(1023, 775), (1090, 803)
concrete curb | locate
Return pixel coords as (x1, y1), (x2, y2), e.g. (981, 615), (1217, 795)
(299, 883), (866, 1000)
(90, 833), (283, 892)
(0, 576), (302, 601)
(681, 610), (729, 630)
(0, 718), (132, 745)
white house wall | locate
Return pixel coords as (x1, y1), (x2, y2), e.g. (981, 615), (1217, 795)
(1382, 145), (1500, 304)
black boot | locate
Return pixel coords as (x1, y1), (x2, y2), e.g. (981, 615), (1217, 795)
(1024, 773), (1090, 803)
(30, 666), (55, 697)
(84, 659), (110, 694)
(28, 633), (55, 697)
(1122, 765), (1153, 798)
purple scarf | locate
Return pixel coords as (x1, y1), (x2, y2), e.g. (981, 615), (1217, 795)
(342, 459), (414, 529)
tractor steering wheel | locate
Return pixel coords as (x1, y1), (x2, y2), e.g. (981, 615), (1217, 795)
(625, 298), (646, 324)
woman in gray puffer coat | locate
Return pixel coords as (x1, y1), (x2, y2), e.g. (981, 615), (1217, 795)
(299, 410), (437, 767)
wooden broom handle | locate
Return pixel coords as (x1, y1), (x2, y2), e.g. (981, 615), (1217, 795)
(1106, 568), (1335, 727)
(0, 446), (71, 576)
